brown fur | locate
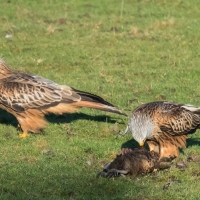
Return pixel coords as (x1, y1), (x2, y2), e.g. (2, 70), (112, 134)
(108, 149), (160, 176)
(99, 148), (172, 178)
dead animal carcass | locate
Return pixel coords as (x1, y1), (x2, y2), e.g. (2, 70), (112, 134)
(97, 148), (173, 178)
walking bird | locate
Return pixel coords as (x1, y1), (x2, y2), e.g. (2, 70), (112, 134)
(122, 101), (200, 159)
(0, 60), (126, 138)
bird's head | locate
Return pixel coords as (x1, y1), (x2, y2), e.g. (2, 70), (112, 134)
(132, 132), (147, 147)
(128, 114), (154, 147)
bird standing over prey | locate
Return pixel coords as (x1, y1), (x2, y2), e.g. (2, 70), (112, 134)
(0, 60), (126, 138)
(122, 101), (200, 159)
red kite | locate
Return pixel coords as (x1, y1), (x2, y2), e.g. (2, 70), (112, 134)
(0, 60), (126, 137)
(122, 101), (200, 158)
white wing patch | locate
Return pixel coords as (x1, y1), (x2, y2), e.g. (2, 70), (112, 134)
(181, 104), (200, 112)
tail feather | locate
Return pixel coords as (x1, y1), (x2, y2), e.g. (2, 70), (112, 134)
(72, 88), (127, 116)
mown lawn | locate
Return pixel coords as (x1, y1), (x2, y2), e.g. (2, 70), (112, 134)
(1, 0), (200, 199)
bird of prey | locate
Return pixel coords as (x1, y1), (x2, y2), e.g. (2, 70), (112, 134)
(0, 60), (126, 138)
(121, 101), (200, 159)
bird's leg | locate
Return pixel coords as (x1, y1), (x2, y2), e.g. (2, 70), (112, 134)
(19, 131), (30, 138)
(17, 124), (30, 138)
(159, 144), (179, 159)
(17, 124), (23, 131)
(146, 140), (159, 154)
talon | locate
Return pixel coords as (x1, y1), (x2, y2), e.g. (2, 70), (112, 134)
(19, 132), (30, 138)
(106, 169), (123, 178)
(96, 171), (108, 178)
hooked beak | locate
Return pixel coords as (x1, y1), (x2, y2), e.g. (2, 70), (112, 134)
(139, 142), (144, 147)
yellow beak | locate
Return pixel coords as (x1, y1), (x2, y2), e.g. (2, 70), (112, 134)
(139, 142), (144, 147)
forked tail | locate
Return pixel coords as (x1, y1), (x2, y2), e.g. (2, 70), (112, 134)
(72, 89), (127, 116)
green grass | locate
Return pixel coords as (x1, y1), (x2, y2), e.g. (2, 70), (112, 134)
(1, 0), (200, 199)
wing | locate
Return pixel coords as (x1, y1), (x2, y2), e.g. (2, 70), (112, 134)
(158, 103), (200, 136)
(133, 101), (200, 136)
(0, 74), (81, 112)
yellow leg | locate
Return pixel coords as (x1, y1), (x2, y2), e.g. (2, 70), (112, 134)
(19, 132), (30, 138)
(17, 124), (30, 138)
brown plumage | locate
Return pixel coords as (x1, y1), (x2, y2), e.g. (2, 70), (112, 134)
(122, 101), (200, 159)
(0, 60), (126, 137)
(97, 148), (172, 178)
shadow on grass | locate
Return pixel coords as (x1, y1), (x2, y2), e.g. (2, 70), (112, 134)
(0, 108), (123, 130)
(0, 108), (18, 127)
(120, 139), (149, 151)
(186, 137), (200, 147)
(0, 166), (146, 200)
(46, 112), (123, 125)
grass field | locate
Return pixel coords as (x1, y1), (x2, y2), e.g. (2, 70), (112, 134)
(1, 0), (200, 199)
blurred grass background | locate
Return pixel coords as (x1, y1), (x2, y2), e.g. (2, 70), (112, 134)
(1, 0), (200, 199)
